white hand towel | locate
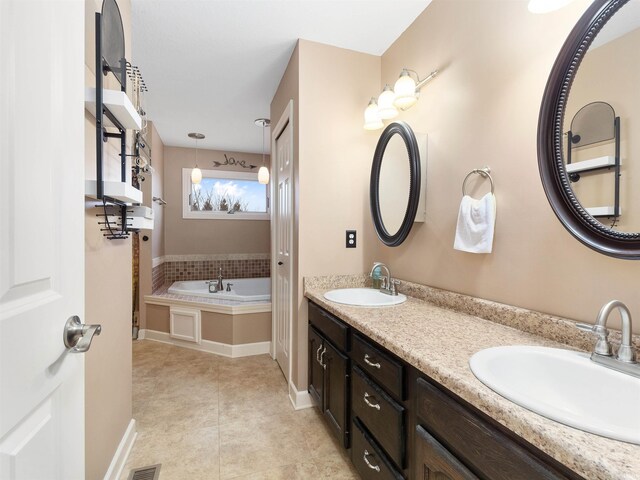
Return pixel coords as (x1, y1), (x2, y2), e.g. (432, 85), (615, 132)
(453, 192), (496, 254)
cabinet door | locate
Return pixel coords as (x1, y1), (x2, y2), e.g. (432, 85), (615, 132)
(323, 339), (350, 448)
(416, 426), (479, 480)
(308, 326), (324, 406)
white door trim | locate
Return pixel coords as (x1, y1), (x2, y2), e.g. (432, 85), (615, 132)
(270, 100), (294, 391)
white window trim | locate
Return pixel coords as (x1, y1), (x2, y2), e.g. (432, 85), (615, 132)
(182, 168), (270, 220)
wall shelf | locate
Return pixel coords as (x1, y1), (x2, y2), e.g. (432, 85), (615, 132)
(85, 87), (141, 130)
(565, 155), (616, 174)
(86, 180), (143, 204)
(586, 206), (621, 217)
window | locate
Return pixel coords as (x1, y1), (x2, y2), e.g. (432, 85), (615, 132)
(182, 168), (269, 220)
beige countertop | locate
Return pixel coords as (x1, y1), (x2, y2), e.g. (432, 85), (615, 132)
(304, 275), (640, 480)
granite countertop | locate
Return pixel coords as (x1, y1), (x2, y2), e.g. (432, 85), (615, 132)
(304, 275), (640, 480)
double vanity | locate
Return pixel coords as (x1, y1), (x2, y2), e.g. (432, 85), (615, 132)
(304, 274), (640, 480)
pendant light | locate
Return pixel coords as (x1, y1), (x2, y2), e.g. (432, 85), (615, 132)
(188, 132), (205, 184)
(255, 118), (270, 184)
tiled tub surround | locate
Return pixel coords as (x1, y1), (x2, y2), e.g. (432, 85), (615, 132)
(161, 254), (270, 286)
(304, 275), (640, 480)
(151, 263), (165, 293)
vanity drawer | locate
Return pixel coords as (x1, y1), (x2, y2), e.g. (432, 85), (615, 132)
(352, 418), (403, 480)
(309, 302), (349, 352)
(352, 333), (404, 399)
(352, 365), (405, 468)
(416, 377), (580, 480)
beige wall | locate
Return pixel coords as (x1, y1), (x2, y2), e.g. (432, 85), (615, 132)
(84, 0), (133, 478)
(139, 122), (165, 329)
(270, 40), (381, 389)
(151, 122), (166, 259)
(365, 0), (639, 334)
(163, 146), (270, 255)
(564, 27), (640, 232)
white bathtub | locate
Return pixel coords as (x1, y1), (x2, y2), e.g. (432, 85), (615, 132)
(168, 278), (271, 302)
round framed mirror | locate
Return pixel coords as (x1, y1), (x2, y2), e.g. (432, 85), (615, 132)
(370, 121), (421, 247)
(538, 0), (640, 258)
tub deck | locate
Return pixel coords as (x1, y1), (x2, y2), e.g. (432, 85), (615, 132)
(146, 283), (271, 315)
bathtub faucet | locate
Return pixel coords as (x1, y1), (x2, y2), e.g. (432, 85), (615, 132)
(217, 267), (224, 292)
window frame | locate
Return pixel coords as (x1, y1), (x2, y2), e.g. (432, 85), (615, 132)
(182, 168), (270, 220)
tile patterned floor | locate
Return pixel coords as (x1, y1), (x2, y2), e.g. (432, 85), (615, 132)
(121, 340), (360, 479)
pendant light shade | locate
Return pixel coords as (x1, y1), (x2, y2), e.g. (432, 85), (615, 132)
(191, 166), (202, 184)
(255, 118), (271, 185)
(258, 166), (270, 184)
(377, 84), (398, 120)
(364, 97), (383, 130)
(188, 132), (205, 184)
(393, 70), (419, 110)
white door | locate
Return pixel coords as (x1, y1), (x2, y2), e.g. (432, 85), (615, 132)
(272, 105), (293, 382)
(0, 1), (86, 479)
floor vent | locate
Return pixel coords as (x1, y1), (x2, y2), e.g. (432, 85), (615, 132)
(127, 464), (161, 480)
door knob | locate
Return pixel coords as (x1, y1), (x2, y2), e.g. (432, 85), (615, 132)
(63, 315), (102, 353)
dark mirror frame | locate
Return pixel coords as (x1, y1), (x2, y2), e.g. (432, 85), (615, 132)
(370, 121), (421, 247)
(537, 0), (640, 259)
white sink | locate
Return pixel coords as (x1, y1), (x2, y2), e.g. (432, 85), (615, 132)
(323, 288), (406, 307)
(469, 346), (640, 444)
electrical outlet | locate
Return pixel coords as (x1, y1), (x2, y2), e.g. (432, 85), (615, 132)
(346, 230), (356, 248)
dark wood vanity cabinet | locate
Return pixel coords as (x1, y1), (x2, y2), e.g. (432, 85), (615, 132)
(308, 302), (350, 448)
(307, 301), (584, 480)
(414, 376), (584, 480)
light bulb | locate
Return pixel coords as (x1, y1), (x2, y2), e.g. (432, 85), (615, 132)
(258, 166), (269, 184)
(377, 85), (398, 120)
(393, 71), (418, 110)
(191, 167), (202, 184)
(363, 97), (383, 130)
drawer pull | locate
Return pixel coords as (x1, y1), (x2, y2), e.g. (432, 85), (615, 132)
(363, 392), (381, 410)
(316, 344), (323, 364)
(363, 449), (381, 472)
(364, 353), (381, 369)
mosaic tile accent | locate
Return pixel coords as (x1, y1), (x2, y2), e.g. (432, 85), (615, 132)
(164, 258), (270, 284)
(152, 263), (165, 293)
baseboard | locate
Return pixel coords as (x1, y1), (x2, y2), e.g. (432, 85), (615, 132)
(288, 382), (314, 410)
(137, 328), (146, 340)
(103, 419), (137, 480)
(139, 329), (271, 358)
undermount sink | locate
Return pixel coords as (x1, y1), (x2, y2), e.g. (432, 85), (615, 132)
(323, 288), (407, 307)
(469, 346), (640, 445)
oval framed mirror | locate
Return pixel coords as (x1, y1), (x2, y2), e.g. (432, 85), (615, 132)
(370, 121), (421, 247)
(538, 0), (640, 258)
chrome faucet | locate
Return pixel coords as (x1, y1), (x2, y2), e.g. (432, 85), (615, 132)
(370, 262), (400, 296)
(217, 267), (224, 292)
(576, 300), (639, 378)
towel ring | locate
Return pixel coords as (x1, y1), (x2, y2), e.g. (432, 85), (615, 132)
(462, 167), (494, 196)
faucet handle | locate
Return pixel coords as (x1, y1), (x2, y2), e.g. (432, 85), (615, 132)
(576, 323), (612, 356)
(389, 278), (401, 295)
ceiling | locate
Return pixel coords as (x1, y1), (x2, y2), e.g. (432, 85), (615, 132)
(131, 0), (431, 153)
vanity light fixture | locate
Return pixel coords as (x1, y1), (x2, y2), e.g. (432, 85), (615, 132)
(377, 84), (399, 120)
(364, 97), (384, 130)
(255, 118), (270, 185)
(527, 0), (574, 13)
(393, 68), (439, 110)
(188, 132), (205, 184)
